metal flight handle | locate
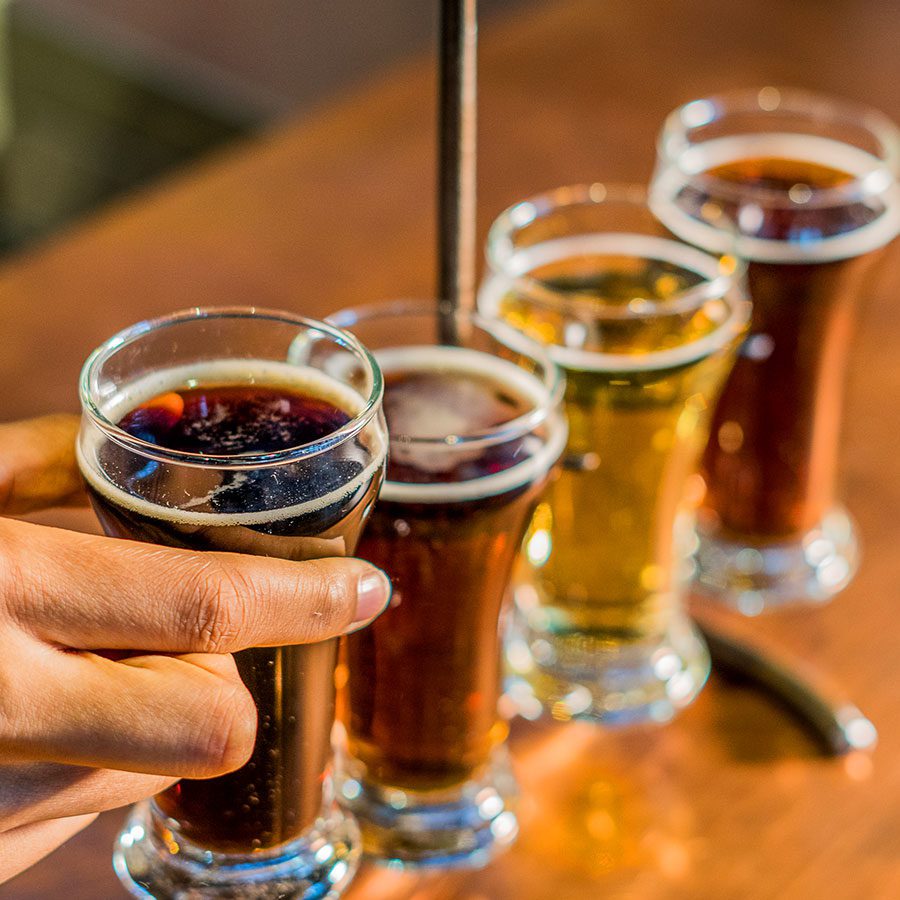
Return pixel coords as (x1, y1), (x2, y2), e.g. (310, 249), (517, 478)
(692, 603), (877, 756)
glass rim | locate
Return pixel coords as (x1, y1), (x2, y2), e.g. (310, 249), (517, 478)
(79, 306), (385, 469)
(656, 86), (900, 210)
(485, 182), (744, 319)
(326, 298), (565, 450)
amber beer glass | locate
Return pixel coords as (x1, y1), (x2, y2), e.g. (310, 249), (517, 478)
(480, 186), (749, 724)
(326, 301), (566, 867)
(651, 88), (900, 611)
(77, 308), (387, 898)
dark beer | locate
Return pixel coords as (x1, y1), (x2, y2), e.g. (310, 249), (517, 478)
(653, 134), (899, 541)
(344, 347), (566, 790)
(80, 361), (384, 852)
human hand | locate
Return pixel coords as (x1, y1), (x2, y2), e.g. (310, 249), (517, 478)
(0, 415), (390, 882)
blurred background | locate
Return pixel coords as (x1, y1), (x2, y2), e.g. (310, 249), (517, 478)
(3, 0), (896, 259)
(0, 0), (524, 253)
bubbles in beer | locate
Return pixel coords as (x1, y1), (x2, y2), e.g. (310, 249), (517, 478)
(478, 234), (748, 374)
(111, 381), (369, 536)
(383, 368), (525, 442)
(80, 359), (385, 529)
(118, 385), (352, 455)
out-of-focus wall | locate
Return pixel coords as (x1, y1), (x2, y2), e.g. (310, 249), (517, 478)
(18, 0), (526, 122)
(0, 0), (530, 250)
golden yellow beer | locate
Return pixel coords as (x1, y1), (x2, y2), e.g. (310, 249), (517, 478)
(480, 186), (749, 723)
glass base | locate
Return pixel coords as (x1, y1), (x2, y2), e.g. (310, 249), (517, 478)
(693, 506), (859, 613)
(503, 602), (710, 726)
(335, 748), (518, 870)
(114, 796), (360, 899)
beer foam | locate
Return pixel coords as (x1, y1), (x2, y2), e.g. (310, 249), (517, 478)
(477, 235), (749, 373)
(78, 359), (386, 527)
(651, 133), (900, 263)
(374, 345), (567, 504)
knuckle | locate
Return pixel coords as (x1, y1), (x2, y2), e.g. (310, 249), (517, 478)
(0, 670), (19, 755)
(0, 639), (42, 761)
(0, 526), (28, 621)
(301, 562), (355, 638)
(194, 681), (257, 776)
(0, 522), (65, 636)
(181, 558), (254, 654)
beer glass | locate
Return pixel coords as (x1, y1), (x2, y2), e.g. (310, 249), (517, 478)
(480, 185), (749, 724)
(326, 300), (566, 867)
(651, 88), (900, 611)
(77, 308), (387, 898)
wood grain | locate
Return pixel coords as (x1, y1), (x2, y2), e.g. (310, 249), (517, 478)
(3, 0), (900, 897)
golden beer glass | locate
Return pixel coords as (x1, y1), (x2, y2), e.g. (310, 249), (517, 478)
(479, 185), (749, 724)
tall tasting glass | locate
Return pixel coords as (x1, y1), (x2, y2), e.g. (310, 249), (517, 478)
(480, 185), (749, 725)
(326, 300), (566, 868)
(77, 308), (387, 899)
(651, 88), (900, 611)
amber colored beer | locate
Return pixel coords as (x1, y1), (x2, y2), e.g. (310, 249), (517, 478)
(653, 135), (900, 542)
(80, 362), (384, 852)
(344, 347), (566, 790)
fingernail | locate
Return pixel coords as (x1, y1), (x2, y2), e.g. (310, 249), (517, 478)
(352, 569), (391, 625)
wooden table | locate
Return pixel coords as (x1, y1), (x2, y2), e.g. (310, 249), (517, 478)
(3, 0), (900, 897)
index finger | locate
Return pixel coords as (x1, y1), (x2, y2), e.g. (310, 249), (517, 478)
(3, 519), (391, 653)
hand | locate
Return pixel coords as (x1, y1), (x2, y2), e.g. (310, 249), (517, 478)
(0, 415), (390, 883)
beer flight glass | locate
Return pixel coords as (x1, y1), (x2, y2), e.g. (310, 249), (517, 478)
(479, 185), (749, 724)
(326, 300), (567, 867)
(651, 88), (900, 611)
(77, 308), (387, 898)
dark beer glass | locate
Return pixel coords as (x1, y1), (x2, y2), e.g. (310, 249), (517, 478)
(651, 88), (900, 611)
(77, 308), (387, 898)
(325, 301), (566, 867)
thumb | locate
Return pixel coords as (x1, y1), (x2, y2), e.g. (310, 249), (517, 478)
(0, 415), (86, 515)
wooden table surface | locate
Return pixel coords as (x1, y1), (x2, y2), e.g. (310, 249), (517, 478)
(3, 1), (900, 897)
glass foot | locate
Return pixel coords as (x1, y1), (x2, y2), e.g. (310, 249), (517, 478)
(335, 748), (518, 869)
(114, 796), (360, 899)
(503, 603), (710, 726)
(693, 506), (859, 613)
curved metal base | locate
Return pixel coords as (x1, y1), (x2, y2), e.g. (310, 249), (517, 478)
(693, 506), (859, 613)
(114, 797), (360, 899)
(504, 604), (710, 726)
(336, 748), (518, 870)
